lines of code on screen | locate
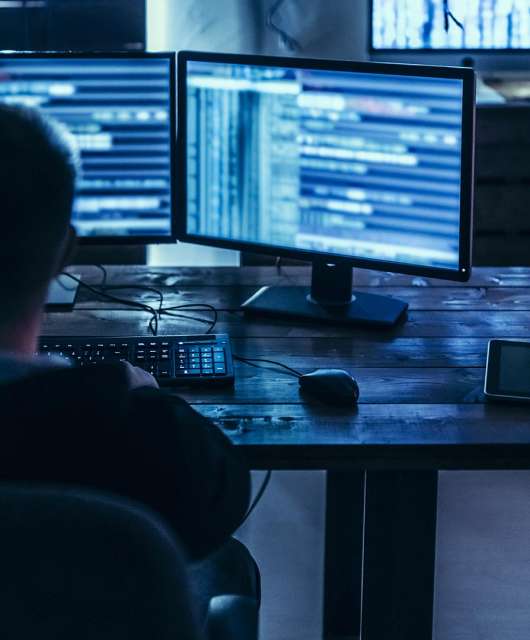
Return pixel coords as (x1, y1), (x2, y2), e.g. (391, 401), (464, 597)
(372, 0), (530, 50)
(186, 62), (464, 270)
(0, 58), (172, 238)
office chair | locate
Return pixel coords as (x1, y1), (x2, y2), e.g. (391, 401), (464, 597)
(0, 485), (258, 640)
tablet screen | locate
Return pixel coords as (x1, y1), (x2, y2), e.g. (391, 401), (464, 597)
(498, 343), (530, 396)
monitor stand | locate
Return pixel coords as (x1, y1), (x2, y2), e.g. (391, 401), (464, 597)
(241, 262), (408, 328)
(45, 274), (80, 311)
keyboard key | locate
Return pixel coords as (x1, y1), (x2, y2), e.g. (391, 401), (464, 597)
(39, 335), (233, 385)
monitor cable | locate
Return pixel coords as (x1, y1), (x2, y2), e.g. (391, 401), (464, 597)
(59, 270), (219, 337)
(443, 0), (464, 33)
(60, 272), (161, 335)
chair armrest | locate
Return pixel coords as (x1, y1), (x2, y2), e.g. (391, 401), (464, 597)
(206, 595), (258, 640)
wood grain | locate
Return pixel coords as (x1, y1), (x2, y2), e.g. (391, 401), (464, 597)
(44, 266), (530, 471)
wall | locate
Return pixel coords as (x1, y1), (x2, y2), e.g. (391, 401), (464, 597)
(260, 0), (368, 59)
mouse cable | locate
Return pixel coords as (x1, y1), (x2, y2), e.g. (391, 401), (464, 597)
(240, 470), (273, 526)
(233, 355), (302, 379)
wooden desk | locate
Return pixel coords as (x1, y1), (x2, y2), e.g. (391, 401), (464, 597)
(43, 265), (530, 640)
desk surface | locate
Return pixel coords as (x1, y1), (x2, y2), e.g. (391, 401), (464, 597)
(42, 266), (530, 471)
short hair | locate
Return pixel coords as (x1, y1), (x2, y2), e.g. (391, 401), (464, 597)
(0, 104), (78, 310)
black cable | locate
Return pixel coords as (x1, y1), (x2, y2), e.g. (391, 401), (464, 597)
(94, 264), (108, 288)
(240, 470), (272, 526)
(234, 355), (302, 378)
(161, 303), (218, 334)
(60, 272), (160, 336)
(57, 264), (108, 292)
(61, 269), (221, 336)
(267, 0), (301, 52)
(443, 0), (464, 33)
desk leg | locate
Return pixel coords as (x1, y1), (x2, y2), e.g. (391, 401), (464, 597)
(323, 470), (365, 639)
(361, 470), (438, 640)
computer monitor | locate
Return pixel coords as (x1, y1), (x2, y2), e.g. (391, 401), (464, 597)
(370, 0), (530, 73)
(178, 51), (476, 328)
(0, 52), (176, 244)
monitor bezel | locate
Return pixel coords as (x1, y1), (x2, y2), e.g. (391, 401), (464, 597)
(0, 50), (177, 245)
(177, 50), (475, 283)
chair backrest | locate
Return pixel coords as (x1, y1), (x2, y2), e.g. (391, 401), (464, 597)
(0, 485), (202, 640)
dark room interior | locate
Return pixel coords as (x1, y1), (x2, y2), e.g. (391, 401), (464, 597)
(1, 2), (530, 639)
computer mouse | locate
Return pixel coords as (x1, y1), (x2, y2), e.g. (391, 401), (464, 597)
(299, 369), (360, 407)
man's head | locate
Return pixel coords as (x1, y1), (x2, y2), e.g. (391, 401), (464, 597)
(0, 104), (78, 322)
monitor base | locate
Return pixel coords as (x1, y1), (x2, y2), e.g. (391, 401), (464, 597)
(45, 274), (80, 311)
(242, 286), (408, 328)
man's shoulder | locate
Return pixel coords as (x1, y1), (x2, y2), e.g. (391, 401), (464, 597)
(0, 364), (132, 422)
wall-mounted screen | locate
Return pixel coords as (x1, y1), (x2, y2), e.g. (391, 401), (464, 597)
(372, 0), (530, 51)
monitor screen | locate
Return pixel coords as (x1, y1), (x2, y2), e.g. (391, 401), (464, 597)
(372, 0), (530, 50)
(0, 55), (174, 241)
(184, 59), (468, 272)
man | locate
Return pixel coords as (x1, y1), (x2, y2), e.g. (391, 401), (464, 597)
(0, 104), (259, 623)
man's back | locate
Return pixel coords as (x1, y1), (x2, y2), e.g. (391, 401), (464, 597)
(0, 362), (250, 561)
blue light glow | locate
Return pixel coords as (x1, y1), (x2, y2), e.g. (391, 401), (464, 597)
(186, 61), (465, 271)
(372, 0), (530, 50)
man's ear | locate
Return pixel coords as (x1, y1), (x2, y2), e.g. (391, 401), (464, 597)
(56, 224), (78, 274)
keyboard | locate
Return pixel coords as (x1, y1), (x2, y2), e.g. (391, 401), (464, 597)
(38, 334), (235, 386)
